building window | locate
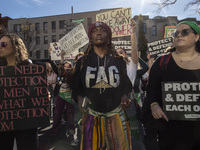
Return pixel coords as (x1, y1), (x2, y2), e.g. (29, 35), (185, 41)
(59, 34), (65, 39)
(43, 22), (48, 31)
(143, 23), (147, 34)
(52, 21), (56, 30)
(44, 36), (48, 44)
(35, 23), (40, 31)
(44, 50), (48, 58)
(152, 25), (157, 36)
(36, 50), (40, 59)
(29, 24), (33, 32)
(52, 35), (56, 42)
(87, 18), (92, 26)
(59, 20), (65, 29)
(14, 24), (21, 33)
(36, 36), (40, 45)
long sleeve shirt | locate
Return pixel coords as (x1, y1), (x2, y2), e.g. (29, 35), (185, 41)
(71, 50), (132, 113)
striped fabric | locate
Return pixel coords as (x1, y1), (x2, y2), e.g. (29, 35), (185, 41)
(80, 108), (131, 150)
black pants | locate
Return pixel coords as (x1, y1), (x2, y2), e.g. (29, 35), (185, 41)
(158, 121), (200, 150)
(0, 128), (38, 150)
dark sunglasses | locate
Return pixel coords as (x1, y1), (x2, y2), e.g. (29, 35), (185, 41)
(172, 28), (194, 38)
(119, 50), (124, 54)
(0, 42), (7, 48)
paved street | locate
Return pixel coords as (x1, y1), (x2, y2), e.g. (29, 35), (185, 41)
(38, 120), (80, 150)
(37, 103), (82, 150)
(13, 104), (82, 150)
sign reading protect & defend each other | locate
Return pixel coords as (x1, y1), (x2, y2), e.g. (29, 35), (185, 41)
(162, 81), (200, 121)
(148, 37), (173, 58)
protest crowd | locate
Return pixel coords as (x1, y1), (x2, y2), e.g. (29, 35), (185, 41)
(0, 7), (200, 150)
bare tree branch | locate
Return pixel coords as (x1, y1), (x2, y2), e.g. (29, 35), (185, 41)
(152, 0), (200, 15)
(184, 0), (200, 14)
(152, 0), (177, 13)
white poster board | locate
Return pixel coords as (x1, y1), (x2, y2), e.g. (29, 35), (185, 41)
(164, 26), (176, 38)
(58, 23), (89, 59)
(50, 42), (62, 60)
(96, 8), (132, 38)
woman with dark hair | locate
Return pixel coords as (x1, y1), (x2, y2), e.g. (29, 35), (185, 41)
(0, 33), (37, 150)
(71, 22), (132, 150)
(50, 51), (76, 144)
(147, 21), (200, 150)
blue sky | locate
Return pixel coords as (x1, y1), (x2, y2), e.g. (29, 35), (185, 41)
(1, 0), (200, 20)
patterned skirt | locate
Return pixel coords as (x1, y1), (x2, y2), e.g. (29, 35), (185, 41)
(80, 106), (131, 150)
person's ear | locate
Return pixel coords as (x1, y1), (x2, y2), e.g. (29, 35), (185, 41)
(195, 34), (200, 42)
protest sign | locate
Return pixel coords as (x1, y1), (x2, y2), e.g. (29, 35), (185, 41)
(0, 65), (50, 132)
(112, 39), (131, 51)
(96, 8), (132, 38)
(148, 37), (173, 58)
(58, 23), (89, 59)
(162, 81), (200, 121)
(50, 42), (62, 60)
(164, 26), (176, 38)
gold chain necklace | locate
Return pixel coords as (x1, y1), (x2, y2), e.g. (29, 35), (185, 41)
(176, 52), (200, 62)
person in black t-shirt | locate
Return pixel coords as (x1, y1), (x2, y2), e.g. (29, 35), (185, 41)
(147, 21), (200, 150)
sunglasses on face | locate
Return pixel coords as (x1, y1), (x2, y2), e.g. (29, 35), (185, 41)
(0, 42), (7, 48)
(119, 50), (124, 54)
(172, 28), (194, 38)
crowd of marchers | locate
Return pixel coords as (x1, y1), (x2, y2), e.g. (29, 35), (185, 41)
(0, 19), (200, 150)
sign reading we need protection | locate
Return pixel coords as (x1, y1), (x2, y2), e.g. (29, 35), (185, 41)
(0, 65), (50, 132)
(162, 82), (200, 121)
(96, 8), (132, 38)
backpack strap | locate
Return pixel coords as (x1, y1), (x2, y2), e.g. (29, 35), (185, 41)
(159, 52), (172, 81)
(159, 52), (172, 71)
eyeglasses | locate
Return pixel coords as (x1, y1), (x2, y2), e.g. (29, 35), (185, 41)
(0, 42), (7, 48)
(172, 28), (194, 38)
(118, 50), (124, 54)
